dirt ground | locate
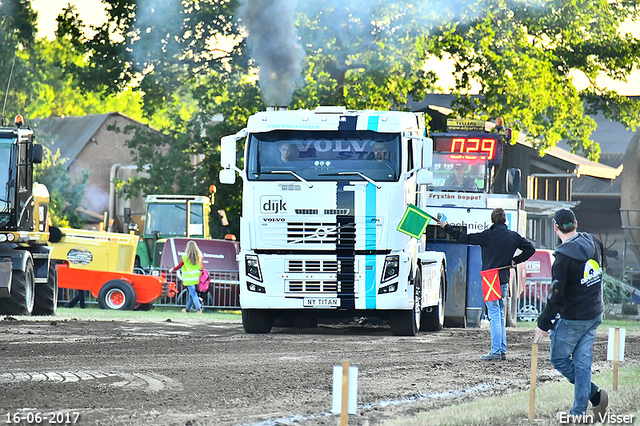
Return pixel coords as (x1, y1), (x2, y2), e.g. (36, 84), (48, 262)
(0, 315), (638, 426)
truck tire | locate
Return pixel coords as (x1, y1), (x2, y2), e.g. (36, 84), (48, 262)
(98, 280), (136, 310)
(134, 303), (154, 311)
(505, 289), (518, 327)
(242, 309), (273, 333)
(33, 260), (58, 316)
(390, 270), (421, 336)
(421, 267), (445, 332)
(0, 258), (35, 316)
(505, 275), (518, 327)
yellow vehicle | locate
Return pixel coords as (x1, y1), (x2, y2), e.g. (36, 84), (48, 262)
(51, 228), (176, 310)
(0, 115), (57, 316)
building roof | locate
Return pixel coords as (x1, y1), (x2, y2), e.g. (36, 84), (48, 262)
(32, 113), (117, 163)
(525, 199), (580, 218)
(572, 153), (625, 196)
(513, 133), (622, 180)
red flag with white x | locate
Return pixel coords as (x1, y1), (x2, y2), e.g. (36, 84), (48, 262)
(481, 268), (502, 302)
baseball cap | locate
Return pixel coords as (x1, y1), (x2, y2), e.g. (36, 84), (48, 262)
(553, 208), (576, 227)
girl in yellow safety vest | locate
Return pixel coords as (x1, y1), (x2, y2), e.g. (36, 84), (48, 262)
(171, 240), (203, 314)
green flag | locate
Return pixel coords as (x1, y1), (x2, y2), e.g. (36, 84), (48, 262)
(396, 204), (436, 239)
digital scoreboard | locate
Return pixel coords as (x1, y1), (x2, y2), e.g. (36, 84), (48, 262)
(433, 135), (502, 164)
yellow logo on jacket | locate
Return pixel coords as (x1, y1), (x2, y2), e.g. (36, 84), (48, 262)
(581, 259), (602, 287)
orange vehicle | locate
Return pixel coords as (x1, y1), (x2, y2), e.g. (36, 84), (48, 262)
(52, 228), (176, 310)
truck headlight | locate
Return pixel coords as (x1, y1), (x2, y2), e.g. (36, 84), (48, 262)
(245, 255), (263, 282)
(381, 255), (399, 283)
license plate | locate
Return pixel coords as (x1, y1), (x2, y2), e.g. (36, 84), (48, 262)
(303, 298), (340, 307)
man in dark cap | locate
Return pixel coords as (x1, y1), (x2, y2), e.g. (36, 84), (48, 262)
(438, 207), (534, 360)
(534, 208), (608, 421)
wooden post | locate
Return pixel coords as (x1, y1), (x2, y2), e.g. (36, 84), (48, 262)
(340, 360), (350, 426)
(529, 343), (538, 421)
(613, 327), (619, 391)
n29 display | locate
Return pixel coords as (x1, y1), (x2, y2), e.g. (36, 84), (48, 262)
(434, 136), (501, 164)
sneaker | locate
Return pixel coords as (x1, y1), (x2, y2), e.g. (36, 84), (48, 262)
(196, 310), (203, 314)
(181, 308), (188, 313)
(592, 389), (608, 422)
(480, 353), (502, 361)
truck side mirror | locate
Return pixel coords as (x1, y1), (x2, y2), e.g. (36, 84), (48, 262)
(220, 136), (237, 170)
(506, 168), (521, 194)
(422, 137), (433, 169)
(219, 169), (236, 185)
(32, 144), (43, 164)
(416, 170), (433, 186)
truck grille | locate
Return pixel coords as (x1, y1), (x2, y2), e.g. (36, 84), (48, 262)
(288, 260), (338, 273)
(286, 222), (356, 244)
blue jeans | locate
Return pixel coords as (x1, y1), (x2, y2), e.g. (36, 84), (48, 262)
(485, 283), (508, 354)
(550, 314), (602, 415)
(185, 285), (202, 311)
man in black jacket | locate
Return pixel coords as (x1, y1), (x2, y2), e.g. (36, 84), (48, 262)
(438, 207), (535, 360)
(534, 208), (608, 421)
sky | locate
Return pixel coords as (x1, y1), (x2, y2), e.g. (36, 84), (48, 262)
(33, 0), (640, 95)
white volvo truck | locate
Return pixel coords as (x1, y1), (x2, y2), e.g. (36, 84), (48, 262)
(219, 107), (448, 335)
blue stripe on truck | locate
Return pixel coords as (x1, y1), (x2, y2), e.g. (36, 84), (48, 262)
(367, 115), (379, 132)
(365, 182), (377, 309)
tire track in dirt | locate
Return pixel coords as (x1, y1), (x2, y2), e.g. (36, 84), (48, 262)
(0, 370), (183, 392)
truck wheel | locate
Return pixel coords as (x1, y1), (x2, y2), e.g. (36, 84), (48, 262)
(242, 309), (273, 333)
(421, 267), (445, 332)
(505, 276), (519, 327)
(33, 261), (58, 316)
(0, 258), (35, 315)
(134, 303), (154, 311)
(98, 280), (136, 310)
(390, 270), (421, 336)
(505, 290), (518, 327)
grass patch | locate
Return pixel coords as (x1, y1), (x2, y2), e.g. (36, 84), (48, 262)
(516, 318), (640, 332)
(384, 366), (640, 426)
(29, 305), (242, 322)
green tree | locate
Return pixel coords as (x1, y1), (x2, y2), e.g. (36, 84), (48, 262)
(34, 146), (88, 228)
(70, 0), (640, 236)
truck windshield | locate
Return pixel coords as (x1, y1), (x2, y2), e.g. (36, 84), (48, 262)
(246, 130), (400, 182)
(432, 153), (487, 192)
(0, 142), (13, 226)
(144, 203), (187, 237)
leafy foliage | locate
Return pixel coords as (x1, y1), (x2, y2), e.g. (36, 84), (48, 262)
(26, 0), (640, 237)
(34, 145), (88, 228)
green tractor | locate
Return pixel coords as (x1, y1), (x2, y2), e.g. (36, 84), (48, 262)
(133, 195), (212, 271)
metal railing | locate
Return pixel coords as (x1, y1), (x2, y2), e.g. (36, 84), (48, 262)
(156, 269), (240, 309)
(517, 279), (552, 322)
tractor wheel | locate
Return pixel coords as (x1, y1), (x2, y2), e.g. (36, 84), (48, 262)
(0, 258), (35, 315)
(33, 261), (58, 316)
(98, 280), (136, 310)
